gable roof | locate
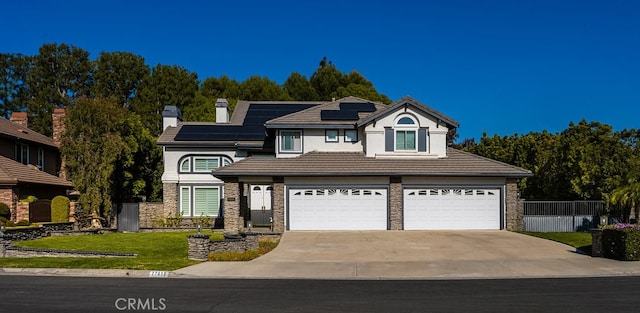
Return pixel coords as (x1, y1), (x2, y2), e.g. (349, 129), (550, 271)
(0, 118), (58, 149)
(157, 100), (323, 146)
(0, 155), (73, 187)
(358, 96), (460, 129)
(265, 96), (387, 129)
(212, 148), (532, 178)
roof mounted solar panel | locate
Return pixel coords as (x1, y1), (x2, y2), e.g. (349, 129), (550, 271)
(320, 110), (360, 121)
(174, 125), (266, 141)
(339, 102), (376, 112)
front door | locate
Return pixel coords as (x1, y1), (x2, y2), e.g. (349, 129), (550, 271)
(250, 185), (272, 226)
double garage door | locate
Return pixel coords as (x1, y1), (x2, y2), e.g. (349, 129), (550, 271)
(404, 188), (501, 230)
(288, 188), (388, 230)
(287, 186), (501, 230)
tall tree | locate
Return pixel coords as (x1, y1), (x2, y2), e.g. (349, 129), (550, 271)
(0, 53), (30, 118)
(284, 72), (319, 101)
(239, 75), (290, 101)
(310, 57), (344, 100)
(131, 64), (199, 136)
(93, 51), (149, 107)
(26, 43), (93, 135)
(60, 97), (129, 227)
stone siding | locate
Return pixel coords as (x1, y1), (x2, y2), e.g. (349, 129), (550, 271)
(138, 202), (166, 228)
(272, 179), (285, 232)
(223, 178), (240, 233)
(162, 183), (178, 215)
(505, 178), (523, 231)
(389, 177), (403, 230)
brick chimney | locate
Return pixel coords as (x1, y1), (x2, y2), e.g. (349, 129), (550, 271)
(10, 112), (28, 128)
(52, 108), (67, 179)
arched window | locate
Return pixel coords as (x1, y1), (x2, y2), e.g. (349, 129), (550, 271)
(178, 155), (233, 173)
(394, 115), (418, 151)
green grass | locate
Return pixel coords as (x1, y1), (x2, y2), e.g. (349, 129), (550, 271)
(0, 231), (224, 270)
(208, 240), (279, 261)
(520, 231), (593, 255)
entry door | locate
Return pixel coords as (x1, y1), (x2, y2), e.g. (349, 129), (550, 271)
(250, 185), (272, 226)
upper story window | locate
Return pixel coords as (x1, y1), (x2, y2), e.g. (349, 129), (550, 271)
(325, 129), (339, 142)
(178, 155), (233, 173)
(37, 147), (45, 170)
(280, 130), (302, 153)
(16, 143), (29, 165)
(344, 129), (358, 143)
(394, 115), (418, 151)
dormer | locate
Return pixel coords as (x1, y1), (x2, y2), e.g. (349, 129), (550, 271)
(359, 96), (458, 158)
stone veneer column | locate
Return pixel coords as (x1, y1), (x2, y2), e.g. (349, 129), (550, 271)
(505, 178), (523, 231)
(389, 177), (403, 230)
(272, 177), (285, 232)
(223, 178), (240, 233)
(163, 183), (178, 215)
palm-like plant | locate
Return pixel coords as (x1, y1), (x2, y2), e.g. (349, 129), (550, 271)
(610, 175), (640, 223)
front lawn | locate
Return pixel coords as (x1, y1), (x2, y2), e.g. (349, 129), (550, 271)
(519, 231), (592, 255)
(0, 231), (223, 270)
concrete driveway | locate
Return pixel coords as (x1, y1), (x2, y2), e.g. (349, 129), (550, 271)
(175, 231), (640, 279)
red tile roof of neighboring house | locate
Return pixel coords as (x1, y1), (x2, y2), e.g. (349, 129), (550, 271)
(0, 155), (72, 187)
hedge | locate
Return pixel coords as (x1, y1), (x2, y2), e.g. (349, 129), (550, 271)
(602, 224), (640, 261)
(51, 196), (71, 223)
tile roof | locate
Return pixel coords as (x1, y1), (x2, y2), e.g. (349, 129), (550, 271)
(265, 96), (387, 128)
(0, 118), (58, 149)
(212, 148), (533, 178)
(0, 155), (73, 186)
(359, 96), (460, 129)
(157, 100), (324, 145)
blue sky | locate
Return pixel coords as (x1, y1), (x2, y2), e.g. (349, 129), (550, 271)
(3, 0), (639, 140)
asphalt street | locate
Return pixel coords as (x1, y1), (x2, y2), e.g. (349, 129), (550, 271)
(1, 275), (639, 313)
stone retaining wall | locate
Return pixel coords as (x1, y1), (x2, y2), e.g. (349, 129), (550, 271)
(3, 247), (136, 258)
(1, 223), (74, 242)
(187, 232), (282, 261)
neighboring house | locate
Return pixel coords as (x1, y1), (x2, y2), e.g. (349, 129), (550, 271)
(158, 96), (532, 232)
(0, 109), (73, 221)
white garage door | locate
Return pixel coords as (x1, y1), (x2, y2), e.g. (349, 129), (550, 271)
(288, 188), (388, 230)
(404, 188), (501, 230)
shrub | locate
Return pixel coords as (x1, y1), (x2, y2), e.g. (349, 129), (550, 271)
(19, 195), (38, 203)
(6, 220), (15, 227)
(602, 224), (640, 261)
(16, 219), (30, 226)
(51, 196), (70, 223)
(0, 202), (10, 220)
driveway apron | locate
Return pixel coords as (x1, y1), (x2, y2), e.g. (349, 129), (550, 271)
(174, 231), (640, 279)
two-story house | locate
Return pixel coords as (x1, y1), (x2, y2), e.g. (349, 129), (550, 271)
(158, 96), (532, 232)
(0, 109), (73, 221)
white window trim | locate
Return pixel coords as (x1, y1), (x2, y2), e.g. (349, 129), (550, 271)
(394, 115), (418, 151)
(180, 158), (191, 172)
(178, 155), (233, 173)
(344, 129), (358, 143)
(279, 130), (303, 153)
(325, 129), (339, 142)
(16, 143), (29, 165)
(193, 157), (220, 173)
(180, 185), (222, 217)
(180, 186), (191, 217)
